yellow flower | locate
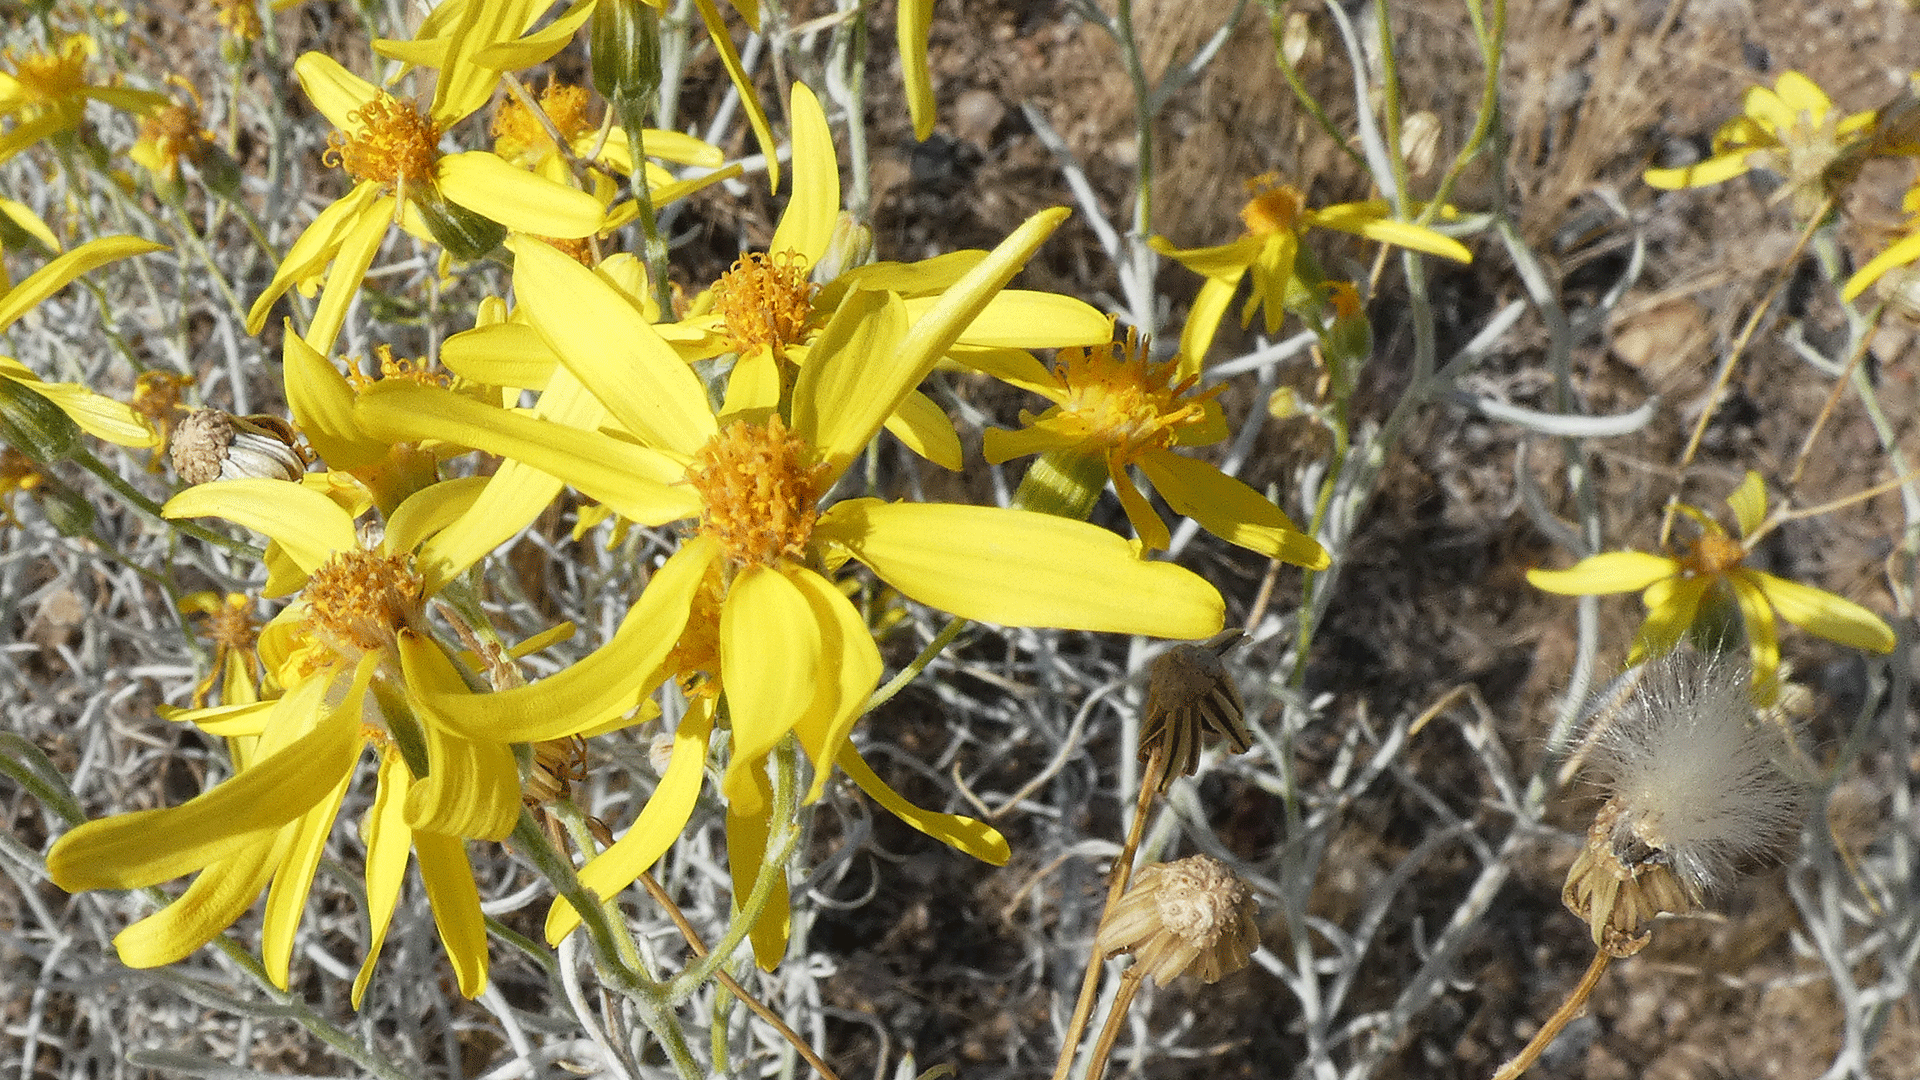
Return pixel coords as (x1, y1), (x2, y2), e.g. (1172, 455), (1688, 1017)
(979, 327), (1328, 568)
(177, 591), (264, 708)
(244, 52), (604, 354)
(1528, 472), (1896, 701)
(0, 234), (168, 449)
(0, 33), (169, 164)
(1843, 182), (1920, 303)
(353, 212), (1226, 966)
(129, 79), (217, 185)
(45, 474), (654, 1001)
(1644, 71), (1877, 221)
(1150, 173), (1471, 367)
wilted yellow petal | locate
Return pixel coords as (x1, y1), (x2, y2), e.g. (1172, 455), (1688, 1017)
(816, 498), (1224, 639)
(1527, 551), (1679, 595)
(1726, 470), (1769, 538)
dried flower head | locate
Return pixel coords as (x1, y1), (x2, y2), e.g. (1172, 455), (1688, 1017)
(1562, 650), (1803, 956)
(1096, 854), (1259, 984)
(169, 409), (307, 485)
(1140, 630), (1250, 789)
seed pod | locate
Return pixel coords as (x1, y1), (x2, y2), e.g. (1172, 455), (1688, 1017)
(1096, 854), (1259, 984)
(170, 409), (307, 485)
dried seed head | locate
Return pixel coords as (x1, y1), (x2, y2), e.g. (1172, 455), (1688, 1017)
(1096, 854), (1259, 985)
(1140, 630), (1250, 790)
(170, 409), (307, 485)
(1562, 649), (1803, 956)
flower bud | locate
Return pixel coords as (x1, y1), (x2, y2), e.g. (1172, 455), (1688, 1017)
(0, 379), (85, 464)
(1096, 854), (1259, 984)
(414, 188), (509, 263)
(591, 0), (663, 115)
(169, 409), (306, 484)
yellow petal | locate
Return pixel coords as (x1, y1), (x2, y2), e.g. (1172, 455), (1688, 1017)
(111, 830), (287, 969)
(837, 744), (1009, 865)
(508, 235), (717, 454)
(246, 184), (386, 335)
(792, 288), (910, 483)
(1643, 151), (1755, 190)
(982, 420), (1073, 465)
(164, 479), (357, 575)
(0, 360), (158, 447)
(1771, 71), (1832, 123)
(0, 235), (168, 334)
(832, 250), (984, 298)
(1177, 275), (1239, 374)
(719, 565), (822, 813)
(1741, 84), (1795, 135)
(725, 786), (790, 970)
(1747, 570), (1896, 654)
(408, 537), (714, 741)
(354, 381), (700, 526)
(546, 702), (715, 944)
(816, 498), (1225, 639)
(283, 332), (384, 470)
(292, 52), (381, 133)
(1726, 470), (1768, 538)
(1843, 229), (1920, 302)
(719, 346), (783, 418)
(414, 832), (488, 998)
(787, 569), (883, 802)
(1109, 452), (1171, 552)
(472, 0), (595, 69)
(353, 749), (415, 1008)
(423, 0), (543, 124)
(898, 0), (935, 139)
(261, 769), (353, 988)
(1246, 232), (1295, 333)
(882, 389), (963, 471)
(397, 633), (523, 841)
(1526, 551), (1679, 595)
(694, 0), (778, 191)
(46, 678), (351, 891)
(0, 195), (60, 253)
(1305, 203), (1472, 262)
(162, 698), (275, 738)
(1729, 575), (1782, 703)
(385, 476), (490, 557)
(1137, 448), (1329, 568)
(440, 322), (556, 390)
(900, 290), (1112, 349)
(436, 150), (604, 238)
(1629, 574), (1710, 665)
(769, 82), (837, 267)
(303, 192), (391, 356)
(1148, 233), (1262, 283)
(948, 345), (1058, 399)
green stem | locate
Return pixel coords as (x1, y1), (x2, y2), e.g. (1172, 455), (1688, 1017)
(71, 448), (258, 556)
(617, 99), (678, 320)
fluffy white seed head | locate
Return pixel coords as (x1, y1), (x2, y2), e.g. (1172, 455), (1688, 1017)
(1585, 649), (1804, 895)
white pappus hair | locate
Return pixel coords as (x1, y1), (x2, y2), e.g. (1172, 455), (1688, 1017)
(1585, 649), (1805, 895)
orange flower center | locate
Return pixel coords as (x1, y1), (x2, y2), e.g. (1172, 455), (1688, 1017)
(344, 345), (449, 392)
(665, 564), (727, 699)
(687, 414), (828, 569)
(1239, 173), (1305, 237)
(138, 101), (213, 169)
(491, 82), (597, 165)
(303, 548), (424, 656)
(1681, 533), (1747, 577)
(325, 96), (440, 189)
(710, 251), (817, 356)
(10, 41), (87, 103)
(202, 596), (260, 653)
(1054, 330), (1219, 459)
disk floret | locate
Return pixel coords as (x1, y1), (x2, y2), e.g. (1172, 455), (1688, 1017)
(302, 548), (425, 657)
(688, 414), (828, 568)
(326, 96), (440, 189)
(711, 251), (817, 355)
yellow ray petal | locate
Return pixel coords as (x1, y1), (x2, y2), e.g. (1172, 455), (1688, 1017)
(1109, 452), (1171, 553)
(719, 565), (823, 814)
(472, 0), (595, 70)
(787, 569), (883, 802)
(792, 288), (909, 483)
(1177, 275), (1238, 373)
(900, 290), (1112, 349)
(111, 830), (288, 969)
(508, 235), (717, 454)
(947, 345), (1058, 399)
(882, 389), (963, 471)
(164, 479), (357, 575)
(1842, 229), (1920, 302)
(1726, 470), (1768, 538)
(0, 195), (60, 253)
(1629, 575), (1710, 665)
(415, 832), (488, 998)
(353, 749), (415, 1008)
(409, 538), (715, 742)
(283, 332), (385, 471)
(1729, 575), (1782, 702)
(424, 0), (543, 124)
(0, 235), (167, 334)
(1137, 448), (1329, 568)
(436, 151), (605, 239)
(769, 82), (837, 267)
(385, 476), (490, 557)
(1643, 151), (1754, 190)
(725, 786), (789, 970)
(45, 678), (351, 891)
(816, 498), (1224, 639)
(1147, 234), (1263, 282)
(693, 0), (778, 191)
(246, 183), (386, 335)
(837, 744), (1009, 865)
(292, 52), (382, 133)
(546, 702), (716, 943)
(1526, 551), (1679, 595)
(898, 0), (936, 139)
(397, 634), (523, 841)
(0, 362), (158, 447)
(1305, 204), (1472, 262)
(1747, 570), (1896, 654)
(440, 322), (556, 390)
(304, 193), (391, 356)
(261, 768), (354, 988)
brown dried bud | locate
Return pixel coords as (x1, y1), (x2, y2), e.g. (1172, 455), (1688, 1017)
(1140, 630), (1250, 789)
(170, 409), (306, 485)
(1095, 854), (1259, 985)
(1562, 796), (1701, 957)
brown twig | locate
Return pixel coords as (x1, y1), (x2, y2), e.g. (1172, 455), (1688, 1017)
(1490, 949), (1613, 1080)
